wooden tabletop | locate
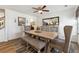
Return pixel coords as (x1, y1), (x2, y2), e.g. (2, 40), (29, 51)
(25, 30), (58, 41)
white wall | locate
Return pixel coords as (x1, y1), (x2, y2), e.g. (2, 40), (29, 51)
(78, 17), (79, 44)
(35, 7), (77, 42)
(5, 9), (37, 40)
(0, 8), (37, 42)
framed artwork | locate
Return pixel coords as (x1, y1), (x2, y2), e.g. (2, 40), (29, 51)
(0, 17), (5, 29)
(0, 9), (5, 29)
(18, 17), (26, 26)
(42, 16), (59, 26)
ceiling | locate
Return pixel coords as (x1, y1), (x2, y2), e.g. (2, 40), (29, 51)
(0, 5), (77, 15)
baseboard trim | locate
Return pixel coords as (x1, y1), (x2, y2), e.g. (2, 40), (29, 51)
(0, 37), (20, 43)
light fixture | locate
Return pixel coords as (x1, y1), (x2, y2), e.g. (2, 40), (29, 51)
(38, 10), (43, 14)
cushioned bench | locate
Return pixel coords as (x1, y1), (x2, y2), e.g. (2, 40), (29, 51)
(21, 36), (46, 52)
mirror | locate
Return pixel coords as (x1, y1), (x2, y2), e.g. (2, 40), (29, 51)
(42, 16), (59, 26)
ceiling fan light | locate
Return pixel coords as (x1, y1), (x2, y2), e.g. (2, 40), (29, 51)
(38, 10), (42, 13)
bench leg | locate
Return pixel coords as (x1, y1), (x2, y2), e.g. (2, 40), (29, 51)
(26, 43), (29, 52)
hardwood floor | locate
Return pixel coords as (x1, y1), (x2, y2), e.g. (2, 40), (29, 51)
(69, 42), (79, 53)
(0, 38), (79, 53)
(0, 38), (26, 53)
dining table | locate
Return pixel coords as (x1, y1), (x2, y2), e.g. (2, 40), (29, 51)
(24, 30), (58, 52)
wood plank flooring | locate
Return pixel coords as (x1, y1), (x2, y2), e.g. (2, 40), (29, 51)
(0, 38), (79, 53)
(0, 38), (26, 53)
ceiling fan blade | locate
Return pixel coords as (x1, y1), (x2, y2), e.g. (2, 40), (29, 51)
(42, 10), (49, 12)
(32, 7), (39, 10)
(33, 11), (38, 13)
(41, 5), (46, 9)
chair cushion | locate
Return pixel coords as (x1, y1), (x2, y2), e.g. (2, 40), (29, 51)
(21, 36), (46, 50)
(50, 38), (65, 50)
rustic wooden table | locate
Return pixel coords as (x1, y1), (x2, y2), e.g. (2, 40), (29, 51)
(25, 30), (58, 52)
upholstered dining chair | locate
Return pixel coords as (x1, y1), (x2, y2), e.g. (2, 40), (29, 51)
(40, 26), (49, 32)
(48, 26), (72, 53)
(24, 26), (31, 31)
(24, 26), (31, 35)
(49, 27), (58, 32)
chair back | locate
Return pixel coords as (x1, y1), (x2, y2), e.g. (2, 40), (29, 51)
(64, 26), (72, 52)
(24, 26), (31, 31)
(41, 26), (48, 31)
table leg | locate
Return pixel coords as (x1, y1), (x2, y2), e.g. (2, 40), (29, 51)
(44, 40), (48, 53)
(47, 40), (51, 53)
(47, 43), (51, 53)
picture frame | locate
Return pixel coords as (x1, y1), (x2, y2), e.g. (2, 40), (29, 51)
(0, 17), (5, 29)
(18, 17), (26, 26)
(42, 16), (59, 26)
(0, 9), (5, 29)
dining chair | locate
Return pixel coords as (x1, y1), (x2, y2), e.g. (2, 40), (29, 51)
(48, 26), (72, 53)
(49, 27), (58, 32)
(24, 26), (31, 31)
(40, 26), (48, 31)
(24, 26), (32, 36)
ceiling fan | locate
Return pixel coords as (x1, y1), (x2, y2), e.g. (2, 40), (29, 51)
(32, 5), (49, 14)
